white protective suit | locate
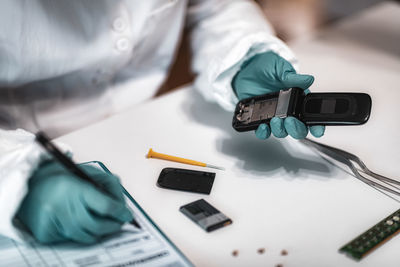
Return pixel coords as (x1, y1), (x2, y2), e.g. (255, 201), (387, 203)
(0, 0), (296, 241)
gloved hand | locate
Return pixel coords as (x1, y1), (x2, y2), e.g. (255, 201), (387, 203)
(232, 51), (325, 139)
(16, 160), (133, 244)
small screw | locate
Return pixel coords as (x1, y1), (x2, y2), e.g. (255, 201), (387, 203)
(281, 249), (288, 256)
(232, 250), (239, 257)
(257, 248), (265, 254)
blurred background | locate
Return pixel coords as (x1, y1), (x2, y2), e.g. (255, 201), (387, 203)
(156, 0), (397, 96)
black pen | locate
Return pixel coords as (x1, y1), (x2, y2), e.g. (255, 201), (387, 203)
(35, 131), (141, 229)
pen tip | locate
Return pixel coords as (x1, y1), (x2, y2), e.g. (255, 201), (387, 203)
(131, 219), (142, 229)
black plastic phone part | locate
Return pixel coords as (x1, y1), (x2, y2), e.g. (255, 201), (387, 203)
(232, 87), (372, 132)
(157, 168), (215, 194)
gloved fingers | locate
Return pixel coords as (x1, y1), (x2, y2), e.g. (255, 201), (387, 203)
(63, 223), (98, 244)
(83, 186), (133, 224)
(58, 199), (98, 244)
(76, 202), (123, 237)
(28, 212), (65, 244)
(86, 216), (123, 237)
(17, 191), (65, 244)
(46, 215), (67, 243)
(270, 117), (288, 138)
(255, 123), (271, 139)
(281, 72), (315, 90)
(81, 165), (125, 203)
(33, 226), (65, 244)
(310, 125), (325, 138)
(284, 117), (309, 139)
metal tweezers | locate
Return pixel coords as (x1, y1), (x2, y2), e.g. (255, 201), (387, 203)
(301, 138), (400, 202)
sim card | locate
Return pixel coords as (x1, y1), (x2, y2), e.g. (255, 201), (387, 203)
(179, 199), (232, 232)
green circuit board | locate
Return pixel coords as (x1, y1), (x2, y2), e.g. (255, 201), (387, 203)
(339, 209), (400, 260)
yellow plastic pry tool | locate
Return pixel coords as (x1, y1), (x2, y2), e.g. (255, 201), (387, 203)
(146, 148), (225, 170)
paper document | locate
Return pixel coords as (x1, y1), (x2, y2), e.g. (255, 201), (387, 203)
(0, 162), (192, 267)
(0, 195), (192, 267)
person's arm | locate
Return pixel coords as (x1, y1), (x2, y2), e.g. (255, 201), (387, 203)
(16, 160), (133, 244)
(0, 129), (50, 241)
(0, 129), (132, 244)
(187, 0), (297, 111)
(187, 0), (324, 139)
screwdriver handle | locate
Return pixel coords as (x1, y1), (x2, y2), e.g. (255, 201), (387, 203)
(146, 148), (207, 167)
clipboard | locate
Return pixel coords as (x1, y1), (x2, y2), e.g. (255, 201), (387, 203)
(83, 161), (194, 267)
(0, 161), (193, 267)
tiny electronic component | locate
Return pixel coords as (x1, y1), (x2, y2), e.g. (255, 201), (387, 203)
(232, 87), (372, 132)
(339, 209), (400, 260)
(179, 199), (232, 232)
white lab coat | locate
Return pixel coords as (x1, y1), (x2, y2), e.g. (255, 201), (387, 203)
(0, 0), (296, 242)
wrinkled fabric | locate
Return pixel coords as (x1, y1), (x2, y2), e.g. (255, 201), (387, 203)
(0, 129), (71, 241)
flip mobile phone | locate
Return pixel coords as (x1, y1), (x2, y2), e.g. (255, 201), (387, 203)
(232, 87), (372, 132)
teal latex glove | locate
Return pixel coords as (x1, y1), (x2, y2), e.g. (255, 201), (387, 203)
(232, 51), (325, 140)
(17, 160), (133, 244)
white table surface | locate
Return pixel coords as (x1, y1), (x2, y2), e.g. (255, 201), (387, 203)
(57, 2), (400, 266)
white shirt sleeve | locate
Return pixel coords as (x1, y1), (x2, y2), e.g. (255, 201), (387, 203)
(187, 0), (298, 111)
(0, 129), (69, 242)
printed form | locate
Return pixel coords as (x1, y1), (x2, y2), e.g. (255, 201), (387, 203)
(0, 196), (192, 267)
